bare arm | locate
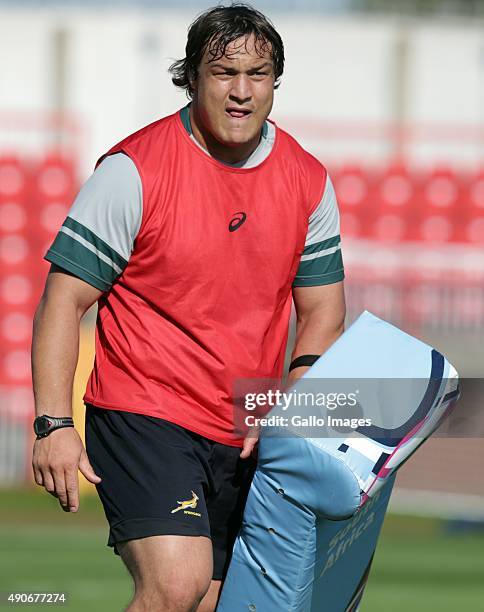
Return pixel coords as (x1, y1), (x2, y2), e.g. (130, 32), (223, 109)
(287, 281), (346, 385)
(31, 265), (103, 512)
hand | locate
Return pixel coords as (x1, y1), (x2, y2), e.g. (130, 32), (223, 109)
(32, 427), (101, 512)
(240, 424), (260, 460)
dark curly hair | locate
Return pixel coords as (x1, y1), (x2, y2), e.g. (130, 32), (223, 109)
(169, 3), (285, 98)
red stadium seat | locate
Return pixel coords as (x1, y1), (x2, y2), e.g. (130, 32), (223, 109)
(418, 215), (454, 243)
(0, 234), (46, 295)
(371, 163), (415, 242)
(468, 169), (484, 211)
(0, 202), (27, 234)
(0, 302), (33, 386)
(29, 153), (77, 253)
(464, 217), (484, 244)
(422, 166), (460, 210)
(0, 156), (30, 203)
(0, 301), (35, 387)
(333, 164), (375, 238)
(34, 153), (77, 200)
(0, 309), (32, 345)
(0, 234), (30, 266)
(0, 347), (32, 385)
(412, 166), (461, 243)
(0, 306), (34, 388)
(0, 273), (40, 310)
(460, 168), (484, 245)
(39, 201), (70, 234)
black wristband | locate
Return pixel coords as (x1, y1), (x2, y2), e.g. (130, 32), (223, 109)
(288, 354), (320, 372)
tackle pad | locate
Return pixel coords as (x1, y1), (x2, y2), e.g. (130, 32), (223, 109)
(217, 311), (460, 611)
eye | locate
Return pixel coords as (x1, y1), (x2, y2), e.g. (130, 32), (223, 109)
(214, 68), (236, 75)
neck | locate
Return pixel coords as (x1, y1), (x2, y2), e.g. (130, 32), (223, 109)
(189, 104), (262, 165)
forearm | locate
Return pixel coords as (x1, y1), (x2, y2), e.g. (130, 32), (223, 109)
(32, 295), (82, 417)
(288, 310), (344, 384)
(293, 310), (344, 358)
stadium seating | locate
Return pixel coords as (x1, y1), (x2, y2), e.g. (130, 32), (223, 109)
(332, 164), (374, 239)
(330, 161), (482, 245)
(0, 153), (76, 388)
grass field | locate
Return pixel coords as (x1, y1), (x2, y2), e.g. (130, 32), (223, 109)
(0, 488), (483, 611)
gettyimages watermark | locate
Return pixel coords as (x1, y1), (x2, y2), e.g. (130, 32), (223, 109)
(231, 376), (481, 440)
(243, 387), (371, 430)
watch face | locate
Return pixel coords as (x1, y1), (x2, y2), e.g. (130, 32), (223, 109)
(34, 416), (54, 436)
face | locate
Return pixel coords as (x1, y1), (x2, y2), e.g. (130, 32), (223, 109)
(190, 34), (276, 163)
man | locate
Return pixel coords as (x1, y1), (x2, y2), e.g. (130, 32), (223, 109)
(31, 4), (345, 611)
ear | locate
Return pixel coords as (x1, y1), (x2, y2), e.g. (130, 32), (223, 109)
(189, 68), (198, 96)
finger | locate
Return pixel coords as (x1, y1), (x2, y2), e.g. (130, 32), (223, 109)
(240, 437), (256, 459)
(239, 441), (250, 459)
(32, 464), (44, 487)
(65, 469), (79, 512)
(78, 450), (102, 484)
(52, 470), (68, 508)
(42, 470), (57, 498)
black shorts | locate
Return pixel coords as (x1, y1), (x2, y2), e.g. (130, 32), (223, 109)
(85, 405), (256, 581)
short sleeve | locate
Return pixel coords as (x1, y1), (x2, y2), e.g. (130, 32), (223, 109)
(45, 153), (142, 292)
(293, 174), (344, 287)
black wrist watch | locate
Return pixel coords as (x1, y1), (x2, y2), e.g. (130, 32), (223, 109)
(33, 415), (74, 439)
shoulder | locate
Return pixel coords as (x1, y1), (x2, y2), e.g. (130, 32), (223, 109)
(96, 151), (140, 178)
(82, 153), (141, 210)
(69, 152), (142, 244)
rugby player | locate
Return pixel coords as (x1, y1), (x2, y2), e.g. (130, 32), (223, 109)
(31, 4), (346, 611)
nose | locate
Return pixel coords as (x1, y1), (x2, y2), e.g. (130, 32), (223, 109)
(229, 74), (252, 105)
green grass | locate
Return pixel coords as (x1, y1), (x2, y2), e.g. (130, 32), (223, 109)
(0, 489), (132, 611)
(0, 488), (483, 611)
(361, 515), (484, 611)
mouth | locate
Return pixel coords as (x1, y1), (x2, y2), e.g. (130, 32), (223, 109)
(225, 107), (252, 120)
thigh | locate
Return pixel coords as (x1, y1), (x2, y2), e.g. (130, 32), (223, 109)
(206, 444), (257, 581)
(85, 405), (213, 552)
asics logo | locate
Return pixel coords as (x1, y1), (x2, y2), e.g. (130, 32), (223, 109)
(229, 212), (247, 232)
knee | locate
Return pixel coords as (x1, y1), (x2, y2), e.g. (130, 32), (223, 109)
(132, 575), (211, 612)
(160, 579), (210, 611)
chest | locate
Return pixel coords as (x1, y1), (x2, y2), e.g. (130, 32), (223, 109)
(130, 159), (310, 293)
